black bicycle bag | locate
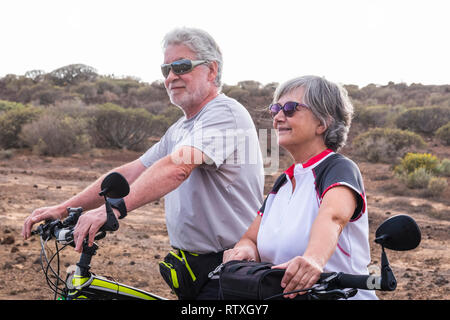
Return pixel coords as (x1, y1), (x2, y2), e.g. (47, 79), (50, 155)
(218, 260), (288, 300)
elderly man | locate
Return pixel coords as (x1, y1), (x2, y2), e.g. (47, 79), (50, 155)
(22, 27), (264, 299)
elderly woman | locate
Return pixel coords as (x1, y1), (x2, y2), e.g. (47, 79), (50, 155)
(223, 75), (377, 300)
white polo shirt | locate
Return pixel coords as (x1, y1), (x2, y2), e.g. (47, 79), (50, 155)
(257, 149), (377, 300)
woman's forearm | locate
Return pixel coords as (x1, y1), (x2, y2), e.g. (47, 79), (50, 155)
(303, 212), (343, 268)
(303, 186), (356, 268)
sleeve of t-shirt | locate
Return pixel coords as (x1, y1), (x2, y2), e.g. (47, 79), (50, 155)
(317, 157), (366, 221)
(175, 103), (238, 168)
(139, 130), (170, 168)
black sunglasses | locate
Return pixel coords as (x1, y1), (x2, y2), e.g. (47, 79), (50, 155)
(161, 59), (208, 78)
(269, 101), (309, 118)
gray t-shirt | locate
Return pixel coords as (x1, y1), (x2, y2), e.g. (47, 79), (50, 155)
(140, 94), (264, 253)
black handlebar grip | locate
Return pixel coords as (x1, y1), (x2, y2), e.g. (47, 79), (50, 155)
(320, 272), (380, 290)
(319, 272), (335, 281)
(335, 273), (374, 290)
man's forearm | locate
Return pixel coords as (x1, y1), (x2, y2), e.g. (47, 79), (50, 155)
(58, 176), (105, 215)
(59, 159), (146, 216)
(124, 152), (200, 212)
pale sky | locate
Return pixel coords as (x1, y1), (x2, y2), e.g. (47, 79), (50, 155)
(1, 0), (449, 87)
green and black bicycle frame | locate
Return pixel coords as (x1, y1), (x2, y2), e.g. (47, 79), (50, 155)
(62, 241), (165, 300)
(59, 202), (165, 300)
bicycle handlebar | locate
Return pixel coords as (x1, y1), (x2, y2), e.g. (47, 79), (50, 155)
(319, 272), (379, 291)
(31, 207), (108, 246)
(263, 272), (383, 300)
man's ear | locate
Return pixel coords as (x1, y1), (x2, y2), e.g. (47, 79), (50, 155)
(207, 61), (218, 82)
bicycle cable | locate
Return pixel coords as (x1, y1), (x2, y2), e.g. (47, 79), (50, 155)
(39, 237), (69, 298)
(264, 286), (314, 300)
(40, 239), (63, 297)
(54, 241), (60, 300)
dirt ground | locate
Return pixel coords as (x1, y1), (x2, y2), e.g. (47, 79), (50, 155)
(0, 147), (449, 300)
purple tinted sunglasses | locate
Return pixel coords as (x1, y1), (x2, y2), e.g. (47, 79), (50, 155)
(269, 101), (309, 118)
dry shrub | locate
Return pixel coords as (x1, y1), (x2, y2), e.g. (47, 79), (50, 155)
(88, 103), (169, 151)
(394, 153), (449, 198)
(435, 122), (450, 145)
(355, 105), (405, 128)
(424, 177), (448, 198)
(20, 113), (91, 156)
(405, 167), (433, 189)
(396, 106), (450, 135)
(0, 105), (42, 148)
(352, 128), (426, 163)
(0, 149), (13, 159)
(436, 159), (450, 176)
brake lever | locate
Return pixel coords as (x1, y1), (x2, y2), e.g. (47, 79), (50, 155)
(94, 231), (107, 241)
(55, 228), (106, 246)
(306, 272), (358, 300)
(42, 220), (63, 241)
(62, 207), (83, 227)
(310, 288), (358, 300)
(56, 228), (75, 245)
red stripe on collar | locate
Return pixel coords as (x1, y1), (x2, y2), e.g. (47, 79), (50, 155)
(302, 149), (333, 168)
(284, 149), (333, 179)
(284, 163), (295, 180)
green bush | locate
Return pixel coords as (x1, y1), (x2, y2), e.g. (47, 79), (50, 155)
(0, 106), (42, 148)
(394, 152), (439, 175)
(405, 167), (433, 189)
(355, 105), (405, 128)
(436, 158), (450, 177)
(425, 176), (448, 198)
(352, 128), (426, 162)
(395, 106), (450, 134)
(0, 149), (13, 159)
(394, 153), (449, 195)
(223, 86), (249, 102)
(0, 100), (28, 113)
(20, 113), (91, 156)
(89, 103), (169, 151)
(435, 122), (450, 145)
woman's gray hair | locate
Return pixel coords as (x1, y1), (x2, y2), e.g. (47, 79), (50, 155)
(162, 27), (223, 89)
(273, 75), (354, 151)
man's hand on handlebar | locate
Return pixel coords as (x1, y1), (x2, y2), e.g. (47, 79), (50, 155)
(73, 205), (115, 252)
(22, 205), (65, 240)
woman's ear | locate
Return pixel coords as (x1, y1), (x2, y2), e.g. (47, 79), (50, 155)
(316, 122), (328, 135)
(317, 116), (333, 135)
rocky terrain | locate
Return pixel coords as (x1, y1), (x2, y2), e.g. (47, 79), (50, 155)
(0, 147), (449, 300)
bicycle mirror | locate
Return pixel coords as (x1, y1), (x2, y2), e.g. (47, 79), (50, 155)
(374, 214), (421, 251)
(99, 172), (130, 199)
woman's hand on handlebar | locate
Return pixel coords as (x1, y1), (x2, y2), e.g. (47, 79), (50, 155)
(272, 256), (323, 299)
(223, 245), (259, 263)
(22, 205), (65, 240)
(73, 205), (110, 252)
(223, 216), (261, 263)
